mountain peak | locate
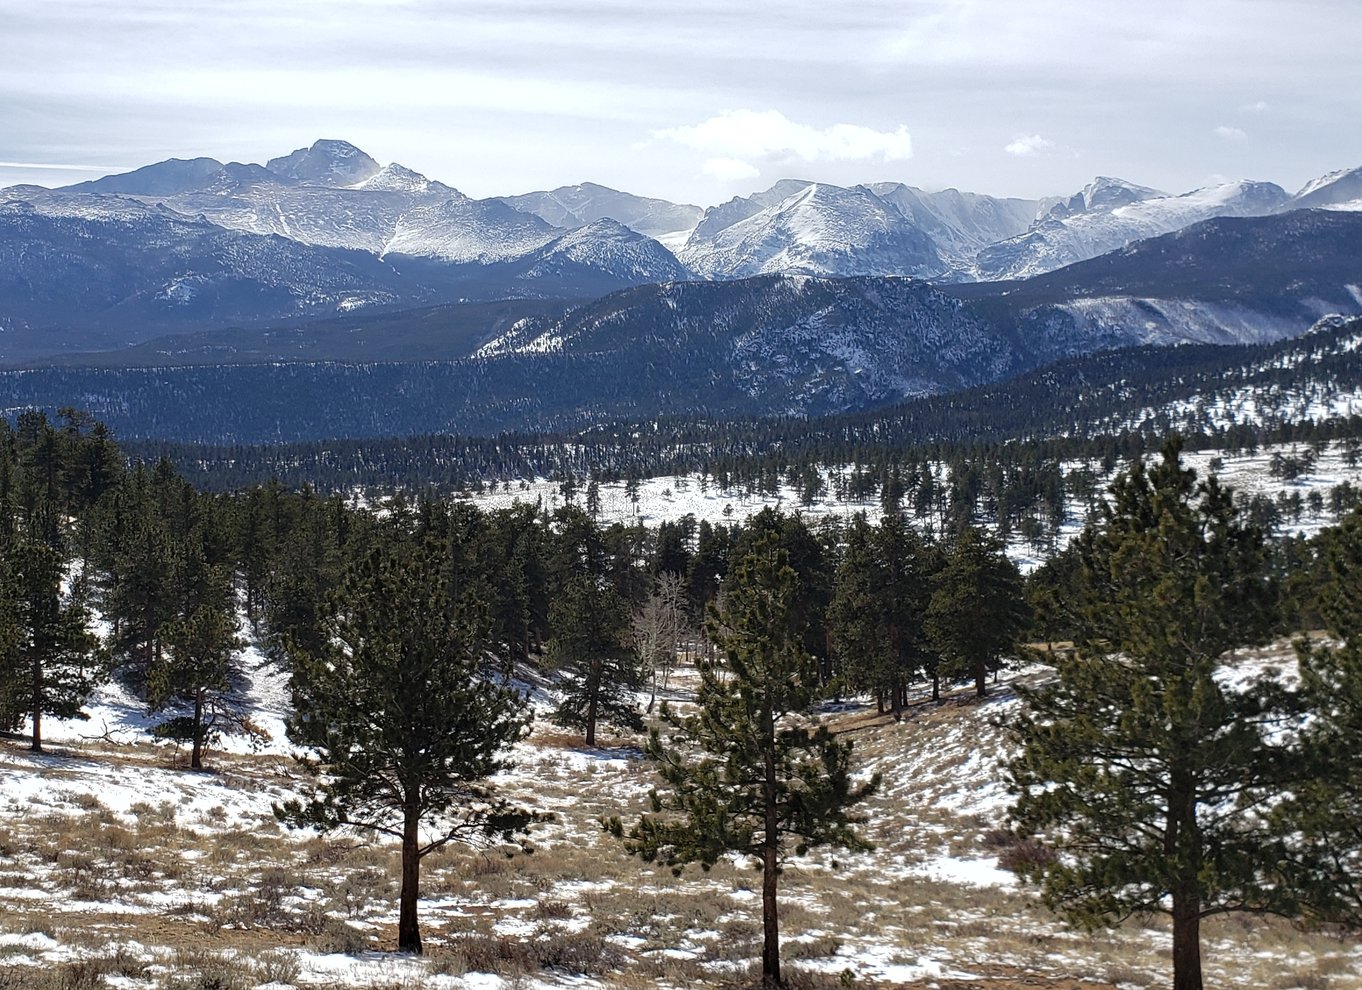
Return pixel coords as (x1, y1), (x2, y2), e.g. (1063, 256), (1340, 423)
(1290, 165), (1362, 211)
(266, 139), (381, 187)
(353, 162), (436, 193)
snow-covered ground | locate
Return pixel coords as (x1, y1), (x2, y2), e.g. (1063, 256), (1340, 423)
(5, 443), (1362, 987)
(452, 438), (1362, 574)
(4, 647), (1360, 989)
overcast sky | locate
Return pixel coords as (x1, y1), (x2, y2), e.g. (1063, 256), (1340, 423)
(2, 0), (1360, 206)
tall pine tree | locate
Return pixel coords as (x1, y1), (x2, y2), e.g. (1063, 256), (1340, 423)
(609, 533), (878, 988)
(278, 542), (540, 954)
(925, 525), (1028, 697)
(548, 574), (643, 745)
(1008, 440), (1293, 990)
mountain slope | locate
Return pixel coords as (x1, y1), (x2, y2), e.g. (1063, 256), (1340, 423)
(952, 209), (1362, 346)
(972, 178), (1289, 280)
(1287, 166), (1362, 211)
(0, 197), (426, 359)
(679, 183), (945, 279)
(0, 143), (692, 358)
(865, 183), (1041, 268)
(498, 182), (702, 241)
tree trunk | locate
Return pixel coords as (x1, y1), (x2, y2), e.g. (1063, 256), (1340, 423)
(975, 659), (987, 698)
(585, 657), (600, 747)
(30, 651), (42, 753)
(398, 802), (423, 954)
(931, 672), (940, 703)
(191, 690), (205, 770)
(1171, 892), (1202, 990)
(762, 746), (781, 988)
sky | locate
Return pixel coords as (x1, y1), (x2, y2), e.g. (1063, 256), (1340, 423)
(2, 0), (1360, 207)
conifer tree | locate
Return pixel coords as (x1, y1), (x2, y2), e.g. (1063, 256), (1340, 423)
(609, 533), (879, 988)
(548, 574), (642, 745)
(1008, 440), (1293, 990)
(1278, 507), (1362, 924)
(278, 543), (539, 954)
(925, 525), (1028, 697)
(0, 550), (25, 732)
(828, 514), (889, 705)
(4, 536), (99, 751)
(146, 590), (257, 770)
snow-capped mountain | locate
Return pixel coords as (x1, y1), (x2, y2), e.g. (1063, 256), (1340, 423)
(0, 196), (425, 359)
(0, 141), (694, 357)
(498, 182), (703, 243)
(66, 139), (562, 262)
(265, 139), (383, 187)
(864, 183), (1042, 268)
(1287, 166), (1362, 212)
(972, 177), (1289, 281)
(678, 182), (945, 279)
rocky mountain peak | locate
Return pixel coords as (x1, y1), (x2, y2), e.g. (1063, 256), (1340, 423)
(266, 139), (382, 187)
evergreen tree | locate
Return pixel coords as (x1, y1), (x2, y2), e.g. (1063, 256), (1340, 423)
(1278, 507), (1362, 924)
(98, 469), (179, 681)
(609, 533), (879, 988)
(1008, 441), (1292, 990)
(0, 549), (25, 732)
(925, 525), (1028, 697)
(827, 514), (889, 706)
(146, 588), (257, 770)
(4, 536), (100, 751)
(548, 574), (643, 745)
(278, 543), (539, 954)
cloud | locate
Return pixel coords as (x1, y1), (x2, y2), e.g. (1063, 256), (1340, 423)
(1004, 134), (1054, 157)
(1215, 125), (1248, 142)
(0, 160), (117, 171)
(655, 110), (912, 163)
(701, 157), (760, 182)
(1239, 100), (1270, 113)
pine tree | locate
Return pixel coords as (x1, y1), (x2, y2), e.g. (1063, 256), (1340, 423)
(147, 593), (257, 771)
(548, 574), (643, 745)
(1008, 440), (1292, 990)
(925, 525), (1028, 697)
(609, 533), (879, 988)
(828, 514), (889, 706)
(277, 542), (539, 954)
(0, 548), (25, 732)
(4, 536), (100, 751)
(1278, 507), (1362, 924)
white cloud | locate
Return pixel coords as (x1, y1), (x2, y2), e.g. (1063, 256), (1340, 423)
(1239, 100), (1270, 113)
(701, 157), (760, 182)
(1215, 125), (1248, 142)
(655, 110), (912, 163)
(0, 160), (117, 172)
(1004, 134), (1054, 157)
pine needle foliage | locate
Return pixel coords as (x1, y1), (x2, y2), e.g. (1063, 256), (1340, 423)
(1007, 438), (1295, 990)
(277, 541), (542, 954)
(1282, 507), (1362, 925)
(608, 532), (879, 988)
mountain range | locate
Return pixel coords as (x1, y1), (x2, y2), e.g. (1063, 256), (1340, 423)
(4, 206), (1360, 444)
(2, 139), (1360, 364)
(2, 138), (1361, 450)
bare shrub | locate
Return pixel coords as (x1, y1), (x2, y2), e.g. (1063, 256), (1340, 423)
(531, 928), (621, 975)
(248, 949), (301, 986)
(995, 835), (1057, 874)
(303, 916), (372, 956)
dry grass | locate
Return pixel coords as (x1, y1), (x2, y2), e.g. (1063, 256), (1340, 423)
(2, 664), (1361, 989)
